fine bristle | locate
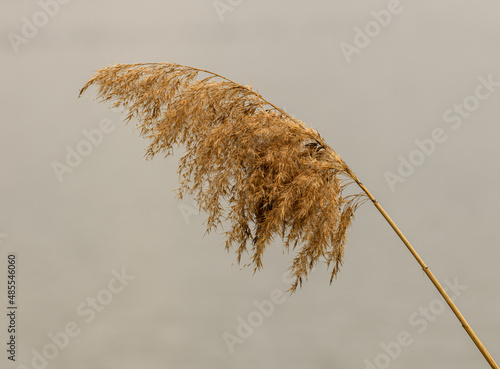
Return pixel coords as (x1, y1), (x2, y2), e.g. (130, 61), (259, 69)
(80, 62), (367, 292)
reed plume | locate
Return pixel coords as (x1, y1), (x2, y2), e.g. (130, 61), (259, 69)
(80, 62), (498, 368)
(80, 63), (366, 292)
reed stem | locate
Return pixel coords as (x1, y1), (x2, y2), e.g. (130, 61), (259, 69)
(351, 176), (498, 369)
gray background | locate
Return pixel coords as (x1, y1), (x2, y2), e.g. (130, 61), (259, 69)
(1, 1), (499, 368)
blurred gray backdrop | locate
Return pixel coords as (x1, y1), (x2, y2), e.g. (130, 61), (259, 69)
(1, 1), (499, 368)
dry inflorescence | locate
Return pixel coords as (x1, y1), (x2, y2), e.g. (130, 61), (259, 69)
(80, 62), (367, 292)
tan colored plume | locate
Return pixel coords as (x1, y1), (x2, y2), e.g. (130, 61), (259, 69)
(79, 62), (367, 292)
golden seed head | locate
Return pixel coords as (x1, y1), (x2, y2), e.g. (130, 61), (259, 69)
(80, 62), (366, 292)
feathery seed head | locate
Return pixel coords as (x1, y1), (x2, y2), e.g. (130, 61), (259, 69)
(80, 62), (366, 292)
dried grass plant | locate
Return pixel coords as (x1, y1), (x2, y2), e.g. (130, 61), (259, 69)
(79, 62), (367, 292)
(80, 62), (498, 368)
